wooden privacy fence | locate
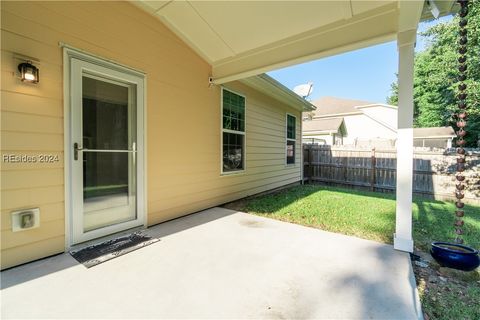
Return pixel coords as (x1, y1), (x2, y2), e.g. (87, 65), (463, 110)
(303, 145), (480, 204)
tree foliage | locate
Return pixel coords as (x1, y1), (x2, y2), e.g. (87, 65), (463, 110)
(388, 1), (480, 147)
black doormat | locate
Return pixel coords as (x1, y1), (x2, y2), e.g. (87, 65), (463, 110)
(70, 232), (160, 268)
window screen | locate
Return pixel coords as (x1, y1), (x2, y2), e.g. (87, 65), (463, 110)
(286, 114), (296, 164)
(222, 89), (245, 172)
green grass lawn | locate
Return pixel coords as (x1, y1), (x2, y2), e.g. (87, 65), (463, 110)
(225, 184), (480, 320)
(236, 185), (480, 250)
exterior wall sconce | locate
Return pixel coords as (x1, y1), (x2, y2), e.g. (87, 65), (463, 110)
(18, 61), (39, 83)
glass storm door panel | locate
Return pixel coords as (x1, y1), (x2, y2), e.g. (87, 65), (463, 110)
(70, 57), (144, 244)
(81, 76), (136, 232)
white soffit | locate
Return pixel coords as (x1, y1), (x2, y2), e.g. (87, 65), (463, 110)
(132, 1), (434, 82)
(134, 1), (397, 60)
(188, 1), (350, 54)
(350, 0), (394, 15)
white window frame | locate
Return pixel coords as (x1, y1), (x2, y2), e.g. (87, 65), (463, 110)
(286, 113), (297, 166)
(221, 87), (246, 175)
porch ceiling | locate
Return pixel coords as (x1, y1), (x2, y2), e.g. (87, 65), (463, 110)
(132, 1), (457, 83)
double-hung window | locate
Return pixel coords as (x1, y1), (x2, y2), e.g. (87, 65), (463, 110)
(286, 114), (296, 165)
(222, 89), (245, 173)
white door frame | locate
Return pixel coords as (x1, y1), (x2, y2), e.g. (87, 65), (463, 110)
(63, 46), (147, 247)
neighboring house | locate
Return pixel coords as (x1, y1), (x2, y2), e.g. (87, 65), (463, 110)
(0, 1), (456, 269)
(413, 127), (456, 148)
(303, 97), (455, 148)
(302, 118), (347, 145)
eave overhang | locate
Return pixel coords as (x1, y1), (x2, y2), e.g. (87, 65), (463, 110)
(132, 0), (457, 84)
(239, 74), (316, 112)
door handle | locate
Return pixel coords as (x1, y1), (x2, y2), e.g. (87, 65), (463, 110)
(73, 143), (83, 160)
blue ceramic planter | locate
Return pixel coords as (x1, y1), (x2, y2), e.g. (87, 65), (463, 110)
(430, 242), (480, 272)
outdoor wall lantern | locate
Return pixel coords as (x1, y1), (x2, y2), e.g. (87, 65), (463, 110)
(18, 61), (39, 83)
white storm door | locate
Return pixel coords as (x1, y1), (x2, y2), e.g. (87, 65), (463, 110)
(70, 58), (144, 244)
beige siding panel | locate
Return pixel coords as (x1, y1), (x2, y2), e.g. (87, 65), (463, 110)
(247, 139), (285, 148)
(107, 2), (190, 45)
(149, 166), (300, 195)
(150, 171), (301, 211)
(1, 219), (64, 250)
(1, 132), (64, 151)
(248, 128), (285, 139)
(249, 102), (290, 120)
(1, 91), (63, 117)
(64, 2), (183, 45)
(247, 107), (285, 123)
(250, 105), (288, 123)
(1, 202), (64, 231)
(2, 111), (63, 134)
(2, 169), (63, 190)
(248, 117), (286, 132)
(1, 235), (65, 270)
(39, 2), (186, 58)
(247, 131), (287, 143)
(248, 159), (289, 168)
(9, 2), (187, 61)
(148, 177), (300, 226)
(247, 153), (286, 161)
(247, 146), (285, 154)
(0, 30), (62, 67)
(149, 171), (291, 201)
(1, 186), (64, 210)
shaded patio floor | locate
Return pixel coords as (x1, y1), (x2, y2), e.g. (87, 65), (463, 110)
(1, 207), (421, 319)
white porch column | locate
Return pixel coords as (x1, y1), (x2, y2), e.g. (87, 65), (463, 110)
(394, 30), (416, 253)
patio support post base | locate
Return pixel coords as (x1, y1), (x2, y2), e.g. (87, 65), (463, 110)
(394, 233), (414, 253)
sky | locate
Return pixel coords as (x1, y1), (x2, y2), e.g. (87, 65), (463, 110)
(267, 16), (453, 104)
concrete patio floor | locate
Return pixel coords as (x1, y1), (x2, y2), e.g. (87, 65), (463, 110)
(1, 207), (421, 319)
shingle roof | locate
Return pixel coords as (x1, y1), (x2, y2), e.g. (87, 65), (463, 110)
(303, 118), (344, 133)
(309, 96), (374, 117)
(413, 127), (456, 138)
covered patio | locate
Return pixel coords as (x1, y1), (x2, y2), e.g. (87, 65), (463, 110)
(1, 207), (420, 319)
(1, 1), (462, 317)
(133, 0), (457, 253)
(1, 0), (458, 268)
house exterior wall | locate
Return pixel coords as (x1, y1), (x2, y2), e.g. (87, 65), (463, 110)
(342, 114), (397, 145)
(413, 138), (453, 148)
(359, 106), (398, 130)
(0, 1), (302, 269)
(303, 134), (333, 145)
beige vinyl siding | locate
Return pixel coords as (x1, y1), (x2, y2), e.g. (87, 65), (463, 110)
(147, 81), (302, 225)
(1, 1), (302, 269)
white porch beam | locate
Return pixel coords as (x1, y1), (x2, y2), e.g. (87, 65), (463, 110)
(211, 32), (395, 85)
(394, 0), (424, 253)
